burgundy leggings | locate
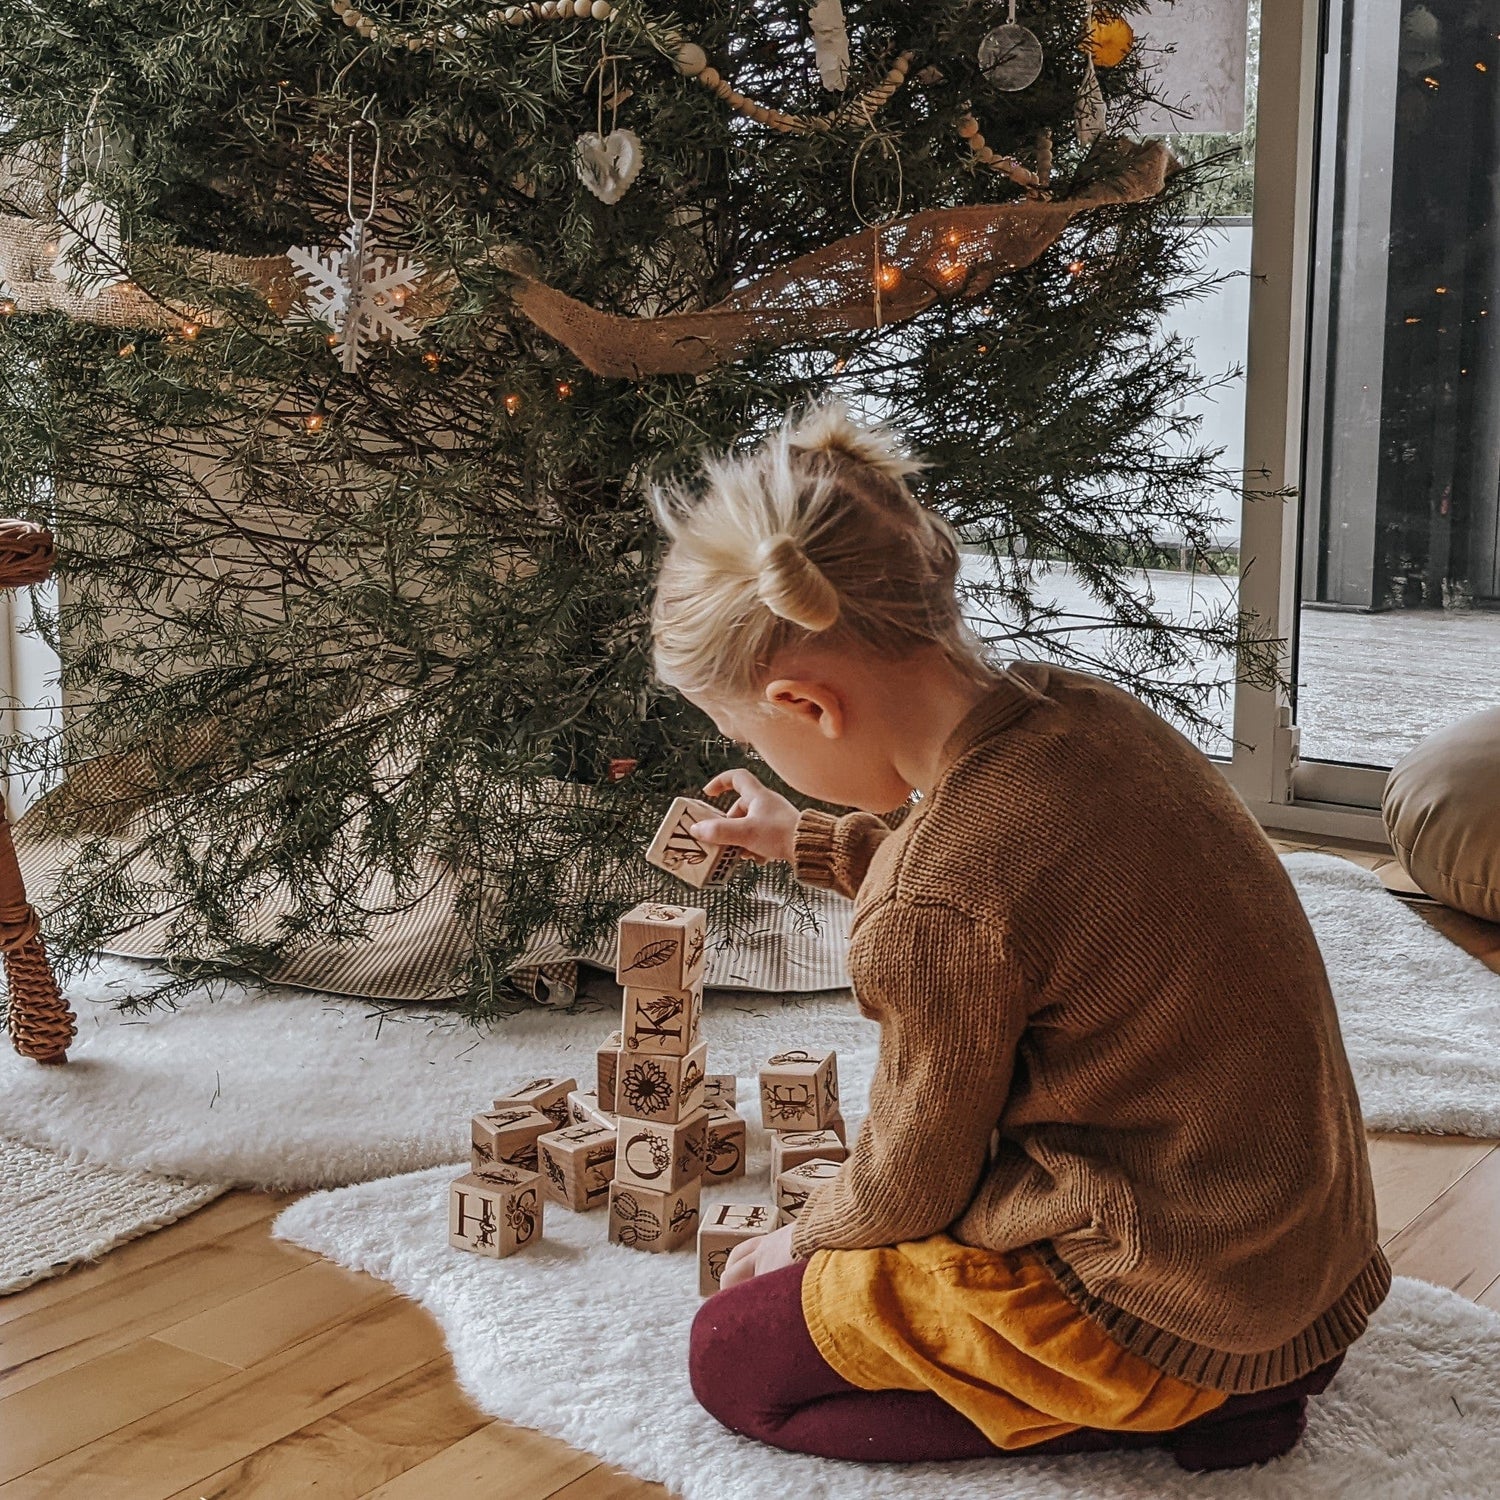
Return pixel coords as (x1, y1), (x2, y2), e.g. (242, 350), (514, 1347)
(689, 1260), (1344, 1471)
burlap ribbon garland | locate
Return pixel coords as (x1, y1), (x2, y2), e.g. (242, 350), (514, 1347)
(0, 138), (1171, 376)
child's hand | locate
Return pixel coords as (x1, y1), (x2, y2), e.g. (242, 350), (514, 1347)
(720, 1221), (798, 1290)
(694, 769), (800, 867)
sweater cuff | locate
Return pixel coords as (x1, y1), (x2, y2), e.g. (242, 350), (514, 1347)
(790, 1212), (823, 1261)
(793, 809), (841, 890)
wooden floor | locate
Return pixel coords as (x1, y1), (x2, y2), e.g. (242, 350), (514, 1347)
(3, 837), (1500, 1498)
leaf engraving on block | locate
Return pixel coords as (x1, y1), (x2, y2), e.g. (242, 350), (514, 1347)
(543, 1153), (566, 1194)
(623, 938), (678, 974)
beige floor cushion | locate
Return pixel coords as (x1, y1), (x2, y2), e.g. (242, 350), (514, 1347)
(1383, 706), (1500, 923)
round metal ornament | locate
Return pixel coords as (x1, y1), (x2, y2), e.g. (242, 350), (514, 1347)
(979, 2), (1044, 91)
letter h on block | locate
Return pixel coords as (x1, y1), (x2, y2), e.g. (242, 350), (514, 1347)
(449, 1165), (544, 1258)
(697, 1202), (776, 1295)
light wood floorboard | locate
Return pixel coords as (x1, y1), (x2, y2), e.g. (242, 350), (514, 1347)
(3, 838), (1497, 1497)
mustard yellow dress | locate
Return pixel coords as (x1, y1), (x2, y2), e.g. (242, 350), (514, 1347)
(802, 1235), (1227, 1450)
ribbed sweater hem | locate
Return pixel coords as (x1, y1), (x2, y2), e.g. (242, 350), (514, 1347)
(1040, 1246), (1392, 1394)
(792, 808), (841, 890)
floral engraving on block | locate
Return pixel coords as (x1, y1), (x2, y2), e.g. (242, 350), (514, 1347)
(623, 1130), (673, 1181)
(621, 1059), (673, 1116)
(764, 1082), (815, 1123)
(507, 1187), (538, 1245)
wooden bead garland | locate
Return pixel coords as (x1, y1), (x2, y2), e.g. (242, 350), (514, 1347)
(325, 3), (915, 141)
(672, 44), (915, 135)
(329, 0), (615, 51)
(955, 107), (1044, 192)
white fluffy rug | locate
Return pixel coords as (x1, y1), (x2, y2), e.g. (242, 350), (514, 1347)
(1282, 853), (1500, 1136)
(0, 854), (1495, 1189)
(275, 1163), (1500, 1500)
(0, 1136), (223, 1294)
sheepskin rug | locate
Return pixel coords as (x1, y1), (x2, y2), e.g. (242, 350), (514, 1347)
(275, 1163), (1500, 1500)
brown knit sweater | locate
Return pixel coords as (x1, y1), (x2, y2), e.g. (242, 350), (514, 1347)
(789, 662), (1389, 1394)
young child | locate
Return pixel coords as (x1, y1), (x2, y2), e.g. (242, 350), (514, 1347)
(650, 403), (1388, 1473)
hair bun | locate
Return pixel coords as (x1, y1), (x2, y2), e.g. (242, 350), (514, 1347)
(754, 533), (841, 632)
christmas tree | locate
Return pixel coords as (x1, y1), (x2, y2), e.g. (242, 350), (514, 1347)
(0, 1), (1269, 1017)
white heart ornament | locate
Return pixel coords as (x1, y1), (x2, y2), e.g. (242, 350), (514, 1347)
(575, 129), (643, 205)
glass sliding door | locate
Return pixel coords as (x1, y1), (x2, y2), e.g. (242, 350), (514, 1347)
(1298, 0), (1500, 777)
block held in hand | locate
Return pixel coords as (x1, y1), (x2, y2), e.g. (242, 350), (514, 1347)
(646, 796), (744, 889)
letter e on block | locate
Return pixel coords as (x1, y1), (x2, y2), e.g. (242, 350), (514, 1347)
(758, 1048), (839, 1131)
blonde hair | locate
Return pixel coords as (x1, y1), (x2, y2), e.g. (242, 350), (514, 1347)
(651, 401), (991, 701)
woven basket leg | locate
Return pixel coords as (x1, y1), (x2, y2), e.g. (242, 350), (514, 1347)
(0, 784), (73, 1063)
(5, 931), (74, 1064)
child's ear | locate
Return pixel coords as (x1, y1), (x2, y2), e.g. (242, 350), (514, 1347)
(764, 679), (844, 740)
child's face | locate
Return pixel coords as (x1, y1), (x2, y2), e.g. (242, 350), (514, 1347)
(688, 678), (914, 813)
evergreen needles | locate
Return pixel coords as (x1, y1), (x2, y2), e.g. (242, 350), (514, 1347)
(0, 1), (1277, 1018)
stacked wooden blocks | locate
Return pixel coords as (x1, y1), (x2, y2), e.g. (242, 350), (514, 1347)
(451, 1072), (579, 1259)
(448, 797), (852, 1290)
(761, 1048), (847, 1229)
(608, 900), (714, 1252)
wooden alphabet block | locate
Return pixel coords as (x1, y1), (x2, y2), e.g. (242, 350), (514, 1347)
(615, 902), (708, 993)
(758, 1048), (840, 1132)
(702, 1107), (747, 1183)
(614, 1108), (708, 1193)
(621, 982), (702, 1056)
(597, 1032), (623, 1112)
(471, 1106), (552, 1172)
(566, 1088), (615, 1132)
(608, 1178), (701, 1253)
(614, 1041), (707, 1124)
(703, 1074), (737, 1109)
(537, 1121), (617, 1211)
(645, 796), (745, 890)
(770, 1128), (849, 1180)
(449, 1166), (543, 1258)
(775, 1158), (843, 1224)
(492, 1075), (577, 1130)
(697, 1201), (777, 1295)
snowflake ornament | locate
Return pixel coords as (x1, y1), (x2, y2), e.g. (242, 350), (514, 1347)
(287, 219), (424, 373)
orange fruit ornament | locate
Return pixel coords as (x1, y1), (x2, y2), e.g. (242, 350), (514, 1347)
(1084, 13), (1134, 68)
